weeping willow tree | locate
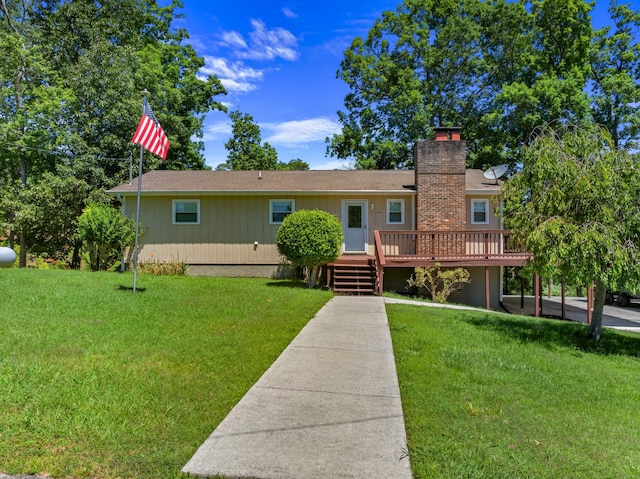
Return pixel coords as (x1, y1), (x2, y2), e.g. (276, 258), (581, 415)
(502, 123), (640, 341)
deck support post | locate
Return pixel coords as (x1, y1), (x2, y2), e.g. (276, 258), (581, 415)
(485, 266), (490, 310)
(534, 273), (540, 317)
(587, 284), (593, 325)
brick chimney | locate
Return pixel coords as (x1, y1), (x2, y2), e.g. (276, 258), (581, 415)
(414, 127), (466, 231)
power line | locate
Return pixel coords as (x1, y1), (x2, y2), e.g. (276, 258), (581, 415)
(0, 140), (135, 183)
(0, 140), (132, 162)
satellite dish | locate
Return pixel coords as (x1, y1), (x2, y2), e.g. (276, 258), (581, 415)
(483, 164), (507, 185)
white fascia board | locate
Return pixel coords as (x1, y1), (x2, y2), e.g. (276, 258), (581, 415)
(466, 189), (501, 196)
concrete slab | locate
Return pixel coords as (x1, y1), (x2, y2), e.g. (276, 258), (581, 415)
(385, 295), (640, 334)
(183, 388), (408, 479)
(254, 346), (400, 397)
(502, 295), (640, 333)
(182, 296), (412, 479)
(292, 320), (394, 352)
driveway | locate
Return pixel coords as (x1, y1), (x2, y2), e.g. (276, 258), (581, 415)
(502, 295), (640, 333)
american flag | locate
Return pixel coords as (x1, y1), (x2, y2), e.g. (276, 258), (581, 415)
(131, 98), (170, 160)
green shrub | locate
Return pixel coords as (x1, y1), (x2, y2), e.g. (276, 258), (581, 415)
(407, 263), (471, 303)
(276, 209), (343, 288)
(77, 203), (137, 271)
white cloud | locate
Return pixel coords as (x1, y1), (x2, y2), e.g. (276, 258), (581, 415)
(221, 30), (247, 49)
(264, 118), (342, 146)
(310, 158), (356, 170)
(239, 19), (299, 61)
(202, 121), (232, 142)
(199, 20), (299, 95)
(219, 78), (259, 93)
(282, 7), (298, 18)
(318, 36), (356, 58)
(200, 56), (264, 93)
(186, 34), (208, 52)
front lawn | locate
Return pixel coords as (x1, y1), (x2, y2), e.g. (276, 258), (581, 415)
(4, 269), (639, 479)
(388, 304), (640, 479)
(0, 269), (331, 478)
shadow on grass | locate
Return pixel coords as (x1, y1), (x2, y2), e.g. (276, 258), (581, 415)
(265, 280), (312, 289)
(117, 285), (147, 292)
(464, 313), (640, 358)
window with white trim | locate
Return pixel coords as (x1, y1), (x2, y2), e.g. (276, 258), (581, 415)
(471, 199), (489, 224)
(173, 199), (200, 224)
(270, 199), (295, 224)
(387, 199), (404, 224)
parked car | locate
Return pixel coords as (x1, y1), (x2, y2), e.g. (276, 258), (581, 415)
(606, 290), (639, 307)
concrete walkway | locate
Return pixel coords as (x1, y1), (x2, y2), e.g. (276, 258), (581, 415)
(182, 296), (413, 479)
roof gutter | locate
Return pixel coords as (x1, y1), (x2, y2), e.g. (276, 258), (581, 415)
(466, 189), (502, 195)
(107, 189), (417, 196)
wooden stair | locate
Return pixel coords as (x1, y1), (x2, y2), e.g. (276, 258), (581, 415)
(328, 256), (377, 295)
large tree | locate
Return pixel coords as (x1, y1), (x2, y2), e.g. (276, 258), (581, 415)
(502, 124), (640, 341)
(0, 171), (97, 268)
(0, 0), (226, 265)
(326, 0), (595, 169)
(0, 0), (70, 264)
(589, 0), (640, 150)
(277, 158), (310, 170)
(35, 0), (226, 179)
(218, 110), (278, 170)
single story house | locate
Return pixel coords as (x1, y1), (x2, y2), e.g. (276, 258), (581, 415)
(108, 127), (529, 309)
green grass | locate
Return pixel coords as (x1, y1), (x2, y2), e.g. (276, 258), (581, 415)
(388, 304), (640, 479)
(0, 269), (332, 478)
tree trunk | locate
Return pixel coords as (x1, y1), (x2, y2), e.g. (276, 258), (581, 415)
(71, 239), (82, 269)
(306, 265), (320, 289)
(588, 279), (606, 341)
(19, 234), (26, 268)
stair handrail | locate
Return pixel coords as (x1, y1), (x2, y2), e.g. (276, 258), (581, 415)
(374, 230), (386, 295)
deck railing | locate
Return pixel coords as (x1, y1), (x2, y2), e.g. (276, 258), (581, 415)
(376, 230), (530, 263)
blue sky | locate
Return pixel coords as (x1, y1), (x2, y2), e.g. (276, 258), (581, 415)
(171, 0), (635, 170)
(171, 0), (398, 170)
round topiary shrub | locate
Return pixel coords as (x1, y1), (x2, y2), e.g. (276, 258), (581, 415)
(276, 209), (343, 288)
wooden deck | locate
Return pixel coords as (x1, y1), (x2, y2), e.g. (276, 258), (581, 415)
(374, 230), (531, 268)
(325, 230), (532, 302)
(373, 229), (532, 300)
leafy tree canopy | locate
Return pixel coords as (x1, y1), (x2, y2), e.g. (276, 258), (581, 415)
(33, 0), (227, 178)
(0, 0), (226, 264)
(277, 158), (310, 170)
(502, 123), (640, 340)
(327, 0), (639, 170)
(218, 110), (278, 170)
(590, 1), (640, 150)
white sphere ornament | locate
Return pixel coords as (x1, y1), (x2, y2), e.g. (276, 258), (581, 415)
(0, 247), (17, 268)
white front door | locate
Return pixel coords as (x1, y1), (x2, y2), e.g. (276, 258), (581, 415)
(342, 200), (368, 253)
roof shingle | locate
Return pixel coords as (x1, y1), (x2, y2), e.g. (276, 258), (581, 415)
(107, 169), (501, 195)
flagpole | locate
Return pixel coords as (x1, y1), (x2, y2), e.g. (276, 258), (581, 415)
(132, 89), (150, 292)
